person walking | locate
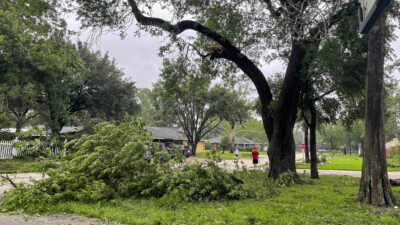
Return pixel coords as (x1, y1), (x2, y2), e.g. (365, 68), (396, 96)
(252, 148), (259, 168)
(235, 148), (239, 158)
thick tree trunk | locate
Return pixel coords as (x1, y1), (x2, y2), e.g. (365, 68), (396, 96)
(191, 142), (197, 156)
(304, 125), (310, 163)
(268, 42), (307, 180)
(310, 102), (319, 179)
(189, 137), (199, 156)
(358, 16), (396, 207)
(15, 120), (23, 133)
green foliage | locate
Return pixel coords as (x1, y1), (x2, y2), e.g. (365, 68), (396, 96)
(387, 146), (400, 168)
(0, 119), (264, 214)
(13, 127), (47, 159)
(7, 176), (399, 225)
(154, 54), (250, 154)
(158, 163), (250, 204)
(275, 172), (295, 187)
(385, 82), (400, 141)
(73, 42), (140, 122)
(318, 120), (364, 154)
(236, 118), (268, 144)
(0, 80), (38, 130)
(219, 136), (231, 150)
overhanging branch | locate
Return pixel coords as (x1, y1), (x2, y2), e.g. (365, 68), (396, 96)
(127, 0), (274, 112)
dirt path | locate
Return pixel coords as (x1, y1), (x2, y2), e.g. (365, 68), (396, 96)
(0, 173), (46, 196)
(0, 214), (117, 225)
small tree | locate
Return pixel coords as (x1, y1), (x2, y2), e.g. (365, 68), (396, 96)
(155, 53), (249, 155)
(220, 136), (231, 153)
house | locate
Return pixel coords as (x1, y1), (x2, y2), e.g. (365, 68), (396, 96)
(207, 136), (264, 151)
(146, 127), (205, 153)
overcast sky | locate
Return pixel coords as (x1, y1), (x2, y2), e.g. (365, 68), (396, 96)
(67, 15), (400, 90)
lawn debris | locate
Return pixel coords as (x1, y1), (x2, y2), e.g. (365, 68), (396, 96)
(0, 174), (17, 188)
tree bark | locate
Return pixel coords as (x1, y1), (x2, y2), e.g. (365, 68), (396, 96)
(310, 102), (319, 179)
(358, 16), (396, 207)
(15, 120), (23, 133)
(304, 124), (310, 163)
(230, 124), (235, 153)
(190, 142), (197, 156)
(268, 42), (306, 180)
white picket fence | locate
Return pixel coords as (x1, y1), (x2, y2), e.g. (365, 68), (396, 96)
(0, 139), (65, 159)
(0, 140), (16, 159)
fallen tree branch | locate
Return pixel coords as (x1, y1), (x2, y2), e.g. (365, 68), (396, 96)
(0, 174), (17, 188)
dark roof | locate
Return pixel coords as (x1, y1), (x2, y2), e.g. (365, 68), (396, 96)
(146, 127), (187, 141)
(207, 136), (264, 145)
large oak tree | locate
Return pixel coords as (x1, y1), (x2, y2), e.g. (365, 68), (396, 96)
(73, 0), (361, 179)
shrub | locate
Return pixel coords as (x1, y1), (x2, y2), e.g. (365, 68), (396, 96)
(275, 172), (295, 187)
(163, 162), (249, 201)
(388, 146), (400, 168)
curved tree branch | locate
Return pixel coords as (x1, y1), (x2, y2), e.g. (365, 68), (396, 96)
(127, 0), (274, 137)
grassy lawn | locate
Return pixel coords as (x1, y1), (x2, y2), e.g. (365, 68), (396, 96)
(0, 159), (43, 173)
(196, 150), (267, 160)
(296, 154), (400, 171)
(49, 175), (400, 225)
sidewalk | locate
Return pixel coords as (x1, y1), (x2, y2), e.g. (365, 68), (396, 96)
(296, 169), (400, 179)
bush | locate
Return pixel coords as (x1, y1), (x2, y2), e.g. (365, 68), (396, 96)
(275, 172), (295, 187)
(162, 162), (249, 202)
(0, 119), (263, 213)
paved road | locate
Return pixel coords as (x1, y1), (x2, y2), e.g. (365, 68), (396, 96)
(187, 155), (400, 179)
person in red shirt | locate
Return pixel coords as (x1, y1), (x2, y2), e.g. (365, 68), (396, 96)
(251, 148), (259, 168)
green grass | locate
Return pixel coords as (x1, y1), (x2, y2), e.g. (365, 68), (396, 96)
(0, 159), (43, 173)
(196, 150), (267, 160)
(296, 154), (400, 171)
(49, 175), (400, 225)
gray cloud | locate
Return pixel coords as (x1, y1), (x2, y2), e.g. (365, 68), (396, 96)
(67, 15), (400, 89)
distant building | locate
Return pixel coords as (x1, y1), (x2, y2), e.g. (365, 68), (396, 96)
(207, 136), (264, 151)
(146, 127), (205, 153)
